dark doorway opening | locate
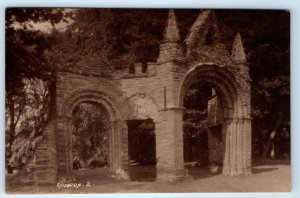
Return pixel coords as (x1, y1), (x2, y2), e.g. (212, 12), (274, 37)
(127, 119), (156, 181)
(183, 83), (211, 168)
(183, 82), (223, 174)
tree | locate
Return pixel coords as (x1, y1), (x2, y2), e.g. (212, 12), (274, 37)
(216, 10), (290, 158)
(72, 103), (109, 169)
(5, 8), (65, 171)
(46, 9), (168, 71)
(8, 79), (50, 169)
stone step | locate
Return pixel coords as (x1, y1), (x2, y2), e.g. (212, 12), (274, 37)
(35, 149), (49, 153)
(35, 159), (51, 165)
(11, 121), (58, 185)
(35, 145), (50, 149)
(35, 155), (51, 160)
(34, 151), (50, 156)
(35, 147), (51, 152)
(35, 147), (50, 151)
(28, 165), (56, 172)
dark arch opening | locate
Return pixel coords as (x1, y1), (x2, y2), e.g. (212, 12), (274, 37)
(127, 118), (157, 181)
(180, 65), (238, 177)
(71, 101), (110, 171)
(183, 82), (224, 171)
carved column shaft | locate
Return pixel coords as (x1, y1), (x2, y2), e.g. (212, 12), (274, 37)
(108, 120), (128, 179)
(223, 118), (252, 176)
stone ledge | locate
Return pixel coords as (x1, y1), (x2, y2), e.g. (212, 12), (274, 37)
(121, 73), (149, 79)
(160, 106), (185, 111)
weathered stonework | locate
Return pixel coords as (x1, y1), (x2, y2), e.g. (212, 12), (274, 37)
(14, 9), (252, 184)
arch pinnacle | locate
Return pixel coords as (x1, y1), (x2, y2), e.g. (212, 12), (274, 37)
(163, 9), (180, 43)
(231, 32), (247, 64)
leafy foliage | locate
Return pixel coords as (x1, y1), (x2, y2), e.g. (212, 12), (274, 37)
(72, 103), (109, 169)
(183, 82), (213, 163)
(216, 10), (290, 158)
(45, 9), (167, 72)
(7, 79), (49, 169)
(5, 8), (65, 171)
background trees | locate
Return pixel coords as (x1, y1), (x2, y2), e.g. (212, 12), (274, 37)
(5, 8), (290, 171)
(216, 10), (290, 158)
(72, 103), (109, 169)
(5, 8), (65, 171)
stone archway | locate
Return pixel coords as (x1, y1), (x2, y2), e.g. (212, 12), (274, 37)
(57, 90), (129, 181)
(126, 94), (159, 180)
(179, 64), (252, 176)
(127, 93), (159, 121)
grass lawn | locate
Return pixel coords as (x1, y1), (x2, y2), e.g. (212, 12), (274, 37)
(5, 160), (290, 194)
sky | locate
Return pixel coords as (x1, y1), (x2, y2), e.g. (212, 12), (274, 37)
(13, 8), (74, 33)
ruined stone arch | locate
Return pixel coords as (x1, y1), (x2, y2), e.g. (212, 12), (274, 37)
(57, 88), (129, 180)
(60, 89), (123, 121)
(178, 63), (251, 175)
(13, 9), (253, 184)
(179, 64), (242, 117)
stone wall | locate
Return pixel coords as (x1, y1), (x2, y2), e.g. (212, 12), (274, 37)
(11, 120), (57, 184)
(12, 9), (252, 184)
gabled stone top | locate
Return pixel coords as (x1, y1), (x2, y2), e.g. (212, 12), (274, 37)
(183, 10), (233, 66)
(231, 32), (247, 64)
(185, 10), (211, 48)
(163, 9), (180, 43)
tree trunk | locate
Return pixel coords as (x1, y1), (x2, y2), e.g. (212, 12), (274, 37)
(262, 116), (284, 160)
(7, 99), (15, 173)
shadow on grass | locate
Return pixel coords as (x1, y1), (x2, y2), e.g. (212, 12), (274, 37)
(252, 167), (279, 174)
(75, 166), (220, 182)
(128, 166), (156, 182)
(253, 159), (290, 166)
(75, 166), (158, 183)
(187, 167), (220, 180)
(73, 168), (119, 185)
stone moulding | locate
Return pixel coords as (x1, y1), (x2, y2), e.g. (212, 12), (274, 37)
(13, 9), (252, 185)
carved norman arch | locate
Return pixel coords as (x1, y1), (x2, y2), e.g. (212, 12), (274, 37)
(56, 88), (130, 181)
(178, 64), (251, 175)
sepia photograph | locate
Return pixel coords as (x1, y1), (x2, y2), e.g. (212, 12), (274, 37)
(5, 8), (290, 193)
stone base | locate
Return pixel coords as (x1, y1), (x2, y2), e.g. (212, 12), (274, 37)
(208, 164), (222, 174)
(156, 168), (188, 182)
(109, 168), (129, 180)
(222, 166), (252, 176)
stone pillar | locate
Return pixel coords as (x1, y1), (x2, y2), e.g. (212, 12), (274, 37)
(222, 119), (231, 174)
(243, 118), (252, 174)
(156, 107), (186, 181)
(56, 116), (75, 182)
(222, 118), (252, 175)
(108, 120), (118, 175)
(108, 120), (128, 180)
(208, 126), (223, 165)
(121, 121), (129, 172)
